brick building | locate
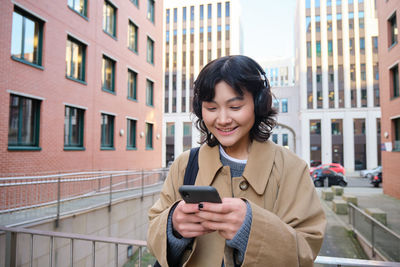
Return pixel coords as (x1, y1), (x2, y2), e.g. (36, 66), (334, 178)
(0, 0), (163, 176)
(377, 0), (400, 199)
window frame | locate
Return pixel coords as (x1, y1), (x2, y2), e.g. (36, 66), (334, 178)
(102, 55), (116, 93)
(127, 118), (137, 150)
(64, 106), (85, 150)
(390, 64), (399, 99)
(145, 122), (153, 150)
(147, 0), (155, 23)
(100, 113), (115, 150)
(281, 98), (288, 113)
(127, 69), (138, 101)
(146, 79), (154, 106)
(393, 118), (400, 151)
(66, 36), (87, 83)
(388, 12), (398, 48)
(68, 0), (88, 18)
(8, 94), (41, 150)
(128, 20), (138, 53)
(147, 36), (154, 65)
(103, 0), (117, 38)
(11, 6), (44, 68)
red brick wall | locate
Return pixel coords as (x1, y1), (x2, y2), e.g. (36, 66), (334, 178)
(0, 0), (164, 176)
(377, 0), (400, 199)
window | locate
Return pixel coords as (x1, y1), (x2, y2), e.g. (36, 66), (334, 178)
(394, 118), (400, 151)
(66, 36), (86, 82)
(128, 21), (138, 52)
(359, 11), (364, 28)
(145, 122), (153, 149)
(307, 42), (311, 58)
(68, 0), (87, 17)
(127, 119), (136, 149)
(102, 55), (115, 93)
(64, 106), (84, 149)
(273, 99), (279, 111)
(218, 3), (222, 18)
(391, 64), (399, 98)
(306, 16), (311, 32)
(388, 13), (398, 47)
(360, 37), (365, 52)
(281, 99), (288, 113)
(11, 7), (44, 66)
(183, 7), (186, 21)
(146, 79), (154, 106)
(316, 41), (321, 57)
(101, 114), (114, 149)
(190, 6), (194, 21)
(315, 0), (320, 7)
(328, 40), (333, 56)
(208, 4), (212, 19)
(166, 9), (170, 24)
(272, 134), (278, 144)
(282, 134), (288, 147)
(306, 0), (311, 8)
(225, 2), (230, 17)
(200, 5), (204, 20)
(128, 69), (137, 100)
(173, 8), (177, 23)
(147, 0), (155, 23)
(147, 37), (154, 64)
(8, 95), (41, 149)
(131, 0), (138, 7)
(315, 16), (320, 32)
(103, 1), (116, 37)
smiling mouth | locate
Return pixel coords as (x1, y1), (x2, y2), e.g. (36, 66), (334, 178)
(216, 126), (238, 135)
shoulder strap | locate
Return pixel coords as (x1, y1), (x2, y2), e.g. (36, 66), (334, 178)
(183, 147), (200, 185)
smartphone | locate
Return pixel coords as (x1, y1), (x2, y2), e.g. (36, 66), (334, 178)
(179, 185), (222, 203)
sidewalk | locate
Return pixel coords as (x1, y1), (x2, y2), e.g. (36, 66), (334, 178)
(317, 186), (400, 260)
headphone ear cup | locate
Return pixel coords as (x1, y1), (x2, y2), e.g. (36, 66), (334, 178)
(255, 89), (266, 116)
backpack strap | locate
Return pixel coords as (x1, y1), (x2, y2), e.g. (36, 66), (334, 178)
(183, 147), (200, 185)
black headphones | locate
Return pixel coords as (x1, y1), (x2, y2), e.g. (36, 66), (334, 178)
(251, 61), (272, 117)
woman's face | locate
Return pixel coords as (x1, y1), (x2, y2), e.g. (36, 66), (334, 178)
(202, 81), (255, 158)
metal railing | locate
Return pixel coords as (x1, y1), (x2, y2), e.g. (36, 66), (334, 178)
(0, 169), (168, 227)
(0, 225), (147, 267)
(1, 226), (399, 267)
(348, 202), (400, 262)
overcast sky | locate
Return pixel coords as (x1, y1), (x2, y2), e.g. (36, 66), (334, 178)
(239, 0), (297, 62)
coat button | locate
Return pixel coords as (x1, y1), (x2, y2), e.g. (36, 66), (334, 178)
(239, 180), (249, 191)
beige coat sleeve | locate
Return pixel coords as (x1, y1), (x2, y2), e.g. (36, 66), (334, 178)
(147, 151), (189, 266)
(240, 162), (326, 266)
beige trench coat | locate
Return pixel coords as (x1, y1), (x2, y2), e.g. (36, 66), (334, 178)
(148, 140), (326, 267)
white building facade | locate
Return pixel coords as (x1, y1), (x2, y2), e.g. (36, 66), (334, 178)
(162, 0), (242, 166)
(261, 58), (301, 155)
(295, 0), (381, 173)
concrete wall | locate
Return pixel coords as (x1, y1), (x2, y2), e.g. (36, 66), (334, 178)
(0, 192), (160, 267)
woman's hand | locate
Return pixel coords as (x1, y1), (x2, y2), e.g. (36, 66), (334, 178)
(196, 198), (247, 240)
(172, 200), (214, 238)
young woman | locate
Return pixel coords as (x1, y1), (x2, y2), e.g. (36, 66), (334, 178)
(147, 55), (326, 267)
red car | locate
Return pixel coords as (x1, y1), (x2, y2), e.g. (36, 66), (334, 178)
(310, 163), (345, 176)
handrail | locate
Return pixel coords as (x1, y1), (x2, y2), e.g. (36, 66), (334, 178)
(1, 226), (399, 267)
(314, 256), (400, 266)
(348, 202), (400, 241)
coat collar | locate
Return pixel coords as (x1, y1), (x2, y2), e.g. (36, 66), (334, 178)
(197, 140), (277, 195)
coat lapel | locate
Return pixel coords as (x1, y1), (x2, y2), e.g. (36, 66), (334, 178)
(242, 140), (276, 195)
(196, 144), (223, 186)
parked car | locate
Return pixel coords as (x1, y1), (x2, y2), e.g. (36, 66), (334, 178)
(309, 160), (322, 175)
(371, 172), (382, 187)
(360, 166), (382, 179)
(310, 163), (345, 176)
(312, 168), (348, 187)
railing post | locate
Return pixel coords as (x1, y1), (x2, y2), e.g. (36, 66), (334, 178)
(109, 174), (112, 212)
(30, 234), (33, 267)
(92, 241), (96, 267)
(115, 244), (118, 267)
(141, 170), (144, 201)
(49, 236), (54, 267)
(138, 246), (143, 267)
(371, 221), (375, 257)
(55, 176), (61, 228)
(5, 231), (17, 267)
(71, 238), (74, 267)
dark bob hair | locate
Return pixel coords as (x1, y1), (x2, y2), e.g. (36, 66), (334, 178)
(192, 55), (277, 147)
